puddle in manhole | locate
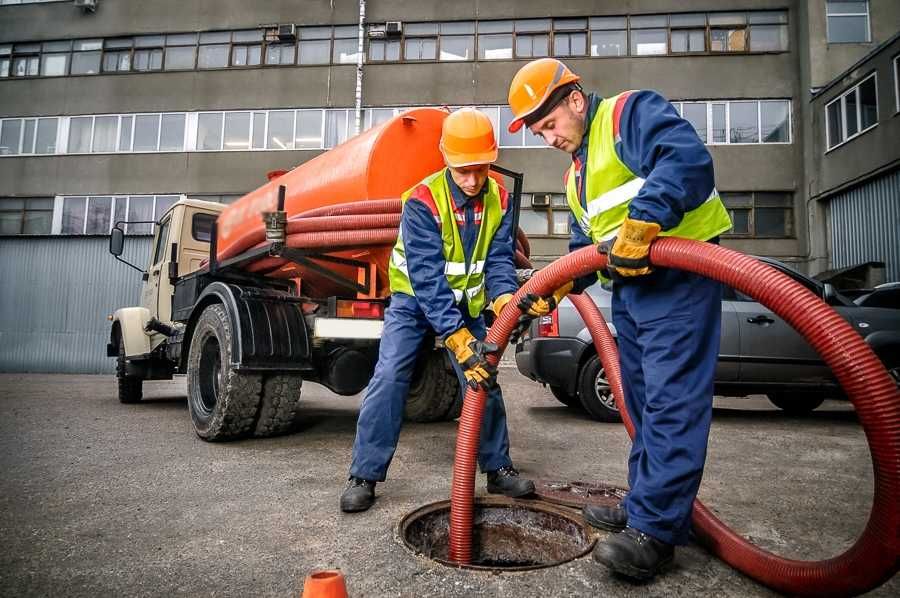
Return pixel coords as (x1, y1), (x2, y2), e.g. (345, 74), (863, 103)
(399, 496), (596, 571)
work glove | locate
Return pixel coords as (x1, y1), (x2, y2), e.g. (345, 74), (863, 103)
(491, 293), (515, 316)
(598, 217), (661, 279)
(517, 281), (574, 317)
(444, 327), (499, 392)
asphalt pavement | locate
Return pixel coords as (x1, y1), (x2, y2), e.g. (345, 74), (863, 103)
(0, 371), (896, 597)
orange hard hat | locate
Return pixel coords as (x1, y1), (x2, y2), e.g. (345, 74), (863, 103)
(440, 108), (498, 167)
(507, 58), (581, 133)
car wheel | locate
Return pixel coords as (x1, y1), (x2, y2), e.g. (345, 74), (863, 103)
(767, 392), (825, 414)
(549, 385), (581, 408)
(578, 354), (622, 423)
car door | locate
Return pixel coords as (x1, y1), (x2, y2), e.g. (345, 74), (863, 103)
(716, 291), (740, 382)
(140, 215), (172, 321)
(729, 285), (831, 384)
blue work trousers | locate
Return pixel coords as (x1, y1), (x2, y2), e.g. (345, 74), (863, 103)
(613, 266), (721, 545)
(349, 294), (512, 482)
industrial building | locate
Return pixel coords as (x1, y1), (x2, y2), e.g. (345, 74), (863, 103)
(1, 0), (898, 373)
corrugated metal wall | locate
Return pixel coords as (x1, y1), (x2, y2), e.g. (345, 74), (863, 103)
(828, 168), (900, 283)
(0, 236), (153, 373)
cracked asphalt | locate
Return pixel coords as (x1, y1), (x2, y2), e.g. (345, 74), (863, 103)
(0, 371), (896, 597)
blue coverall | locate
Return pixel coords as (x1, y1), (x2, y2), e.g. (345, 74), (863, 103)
(570, 91), (723, 545)
(350, 170), (520, 482)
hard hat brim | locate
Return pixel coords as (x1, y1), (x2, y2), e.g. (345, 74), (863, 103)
(442, 146), (499, 168)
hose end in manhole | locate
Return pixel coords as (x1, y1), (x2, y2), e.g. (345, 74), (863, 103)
(399, 496), (596, 572)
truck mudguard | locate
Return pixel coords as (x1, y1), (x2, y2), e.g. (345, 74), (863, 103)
(190, 282), (311, 372)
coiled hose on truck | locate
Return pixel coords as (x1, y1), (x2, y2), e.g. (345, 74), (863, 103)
(448, 238), (900, 596)
(215, 199), (533, 277)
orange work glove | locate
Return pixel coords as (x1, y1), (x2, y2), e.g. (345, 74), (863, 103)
(600, 217), (661, 278)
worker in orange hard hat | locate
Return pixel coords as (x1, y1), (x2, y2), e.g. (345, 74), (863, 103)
(341, 108), (534, 513)
(507, 58), (732, 580)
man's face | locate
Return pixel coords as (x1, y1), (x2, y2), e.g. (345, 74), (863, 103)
(527, 92), (587, 154)
(448, 163), (491, 197)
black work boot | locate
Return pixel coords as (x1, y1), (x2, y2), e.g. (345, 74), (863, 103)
(583, 503), (628, 532)
(592, 526), (674, 581)
(340, 476), (376, 513)
(485, 465), (535, 498)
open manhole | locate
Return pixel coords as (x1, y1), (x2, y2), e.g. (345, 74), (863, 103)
(399, 496), (595, 571)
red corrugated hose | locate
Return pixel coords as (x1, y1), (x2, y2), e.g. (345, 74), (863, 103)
(217, 200), (532, 276)
(448, 239), (900, 596)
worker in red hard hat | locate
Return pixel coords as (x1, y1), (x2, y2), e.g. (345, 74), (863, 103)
(341, 108), (534, 513)
(507, 58), (732, 580)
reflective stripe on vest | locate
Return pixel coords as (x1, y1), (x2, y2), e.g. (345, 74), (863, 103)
(565, 91), (733, 251)
(388, 168), (504, 318)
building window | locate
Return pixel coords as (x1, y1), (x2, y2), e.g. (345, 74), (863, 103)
(197, 31), (231, 69)
(265, 42), (296, 65)
(56, 195), (180, 235)
(230, 29), (263, 67)
(478, 20), (513, 60)
(163, 33), (197, 70)
(672, 100), (791, 145)
(709, 13), (747, 52)
(721, 192), (793, 238)
(0, 117), (58, 155)
(514, 19), (550, 59)
(826, 1), (870, 43)
(825, 72), (878, 150)
(298, 26), (331, 65)
(0, 0), (70, 4)
(41, 40), (71, 76)
(102, 38), (132, 72)
(332, 26), (360, 64)
(669, 13), (706, 53)
(0, 197), (53, 235)
(368, 38), (400, 62)
(749, 11), (788, 52)
(630, 15), (667, 56)
(11, 42), (40, 76)
(70, 39), (102, 74)
(589, 17), (627, 57)
(518, 193), (570, 237)
(439, 21), (474, 61)
(133, 35), (164, 71)
(553, 18), (587, 57)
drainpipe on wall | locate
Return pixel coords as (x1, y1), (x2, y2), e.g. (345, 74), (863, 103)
(354, 0), (366, 137)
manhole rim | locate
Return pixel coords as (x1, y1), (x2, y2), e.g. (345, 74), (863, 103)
(398, 495), (597, 572)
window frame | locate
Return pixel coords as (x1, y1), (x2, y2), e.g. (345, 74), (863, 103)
(0, 197), (54, 236)
(825, 0), (871, 44)
(672, 99), (792, 145)
(52, 194), (185, 236)
(825, 71), (879, 152)
(720, 191), (794, 239)
(894, 54), (899, 115)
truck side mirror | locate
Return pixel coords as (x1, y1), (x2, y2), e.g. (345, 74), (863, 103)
(109, 227), (125, 256)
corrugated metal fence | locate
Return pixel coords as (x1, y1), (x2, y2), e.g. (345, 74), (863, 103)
(0, 236), (152, 373)
(829, 168), (900, 283)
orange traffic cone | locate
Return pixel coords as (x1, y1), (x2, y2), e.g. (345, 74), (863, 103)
(301, 569), (348, 598)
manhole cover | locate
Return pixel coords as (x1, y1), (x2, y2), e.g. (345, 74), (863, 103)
(399, 496), (595, 571)
(533, 479), (628, 510)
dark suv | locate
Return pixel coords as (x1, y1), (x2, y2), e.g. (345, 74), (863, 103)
(514, 258), (900, 422)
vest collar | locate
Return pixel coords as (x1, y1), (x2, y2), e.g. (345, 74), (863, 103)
(444, 168), (486, 210)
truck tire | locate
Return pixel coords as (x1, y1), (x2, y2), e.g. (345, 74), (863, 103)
(549, 385), (580, 408)
(578, 354), (622, 423)
(405, 349), (461, 423)
(116, 342), (143, 404)
(255, 375), (303, 437)
(767, 392), (825, 414)
(187, 303), (262, 441)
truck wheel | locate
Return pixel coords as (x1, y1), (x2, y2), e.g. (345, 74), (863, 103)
(187, 304), (262, 441)
(578, 354), (622, 423)
(255, 375), (303, 437)
(405, 349), (461, 423)
(549, 385), (580, 408)
(767, 392), (825, 414)
(116, 343), (143, 404)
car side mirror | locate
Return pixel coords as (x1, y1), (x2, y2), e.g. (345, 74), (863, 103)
(109, 227), (125, 256)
